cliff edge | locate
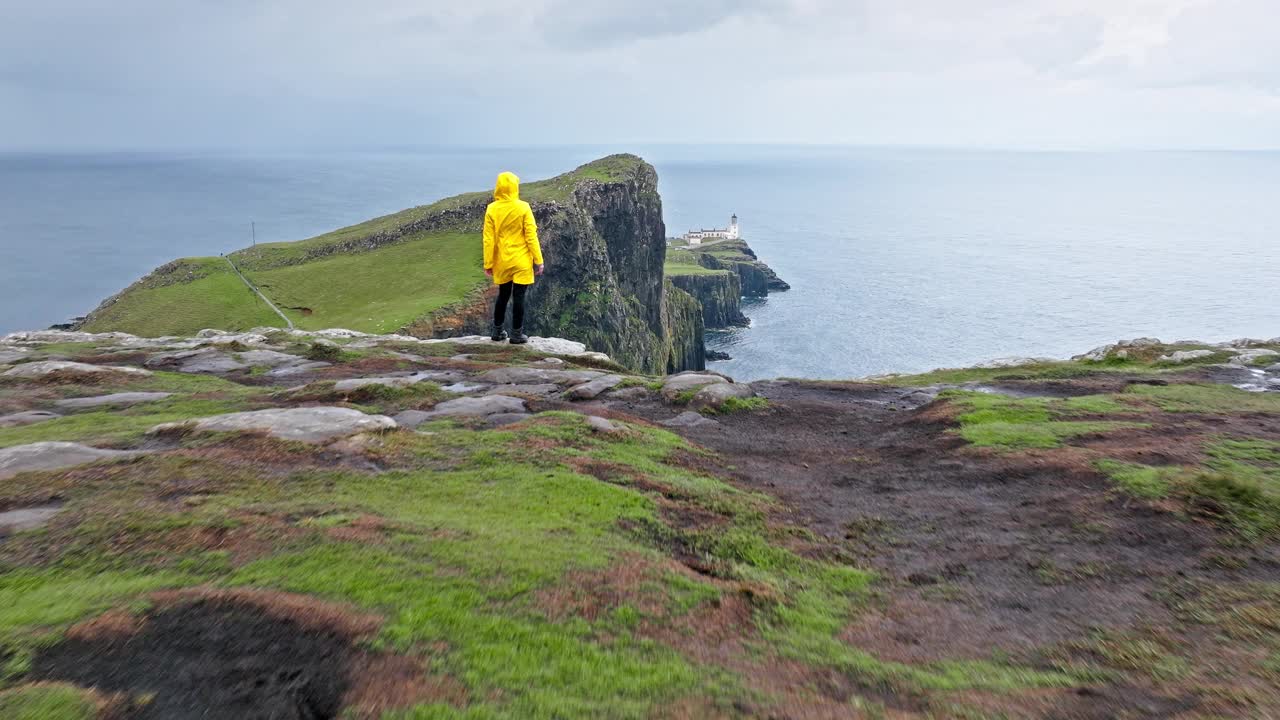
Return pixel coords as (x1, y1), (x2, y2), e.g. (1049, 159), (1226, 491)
(78, 155), (704, 374)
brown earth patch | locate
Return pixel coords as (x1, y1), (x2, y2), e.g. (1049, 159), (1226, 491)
(618, 378), (1280, 715)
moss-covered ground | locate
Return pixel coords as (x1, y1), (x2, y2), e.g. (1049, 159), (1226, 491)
(2, 333), (1278, 717)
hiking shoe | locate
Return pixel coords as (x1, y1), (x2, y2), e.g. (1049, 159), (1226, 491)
(509, 328), (528, 345)
(490, 324), (508, 342)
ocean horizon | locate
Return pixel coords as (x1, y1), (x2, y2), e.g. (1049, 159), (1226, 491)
(3, 145), (1278, 380)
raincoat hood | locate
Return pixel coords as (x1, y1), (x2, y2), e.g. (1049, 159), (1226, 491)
(494, 172), (520, 202)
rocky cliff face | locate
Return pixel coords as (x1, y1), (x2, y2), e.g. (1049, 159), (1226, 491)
(693, 241), (790, 297)
(409, 156), (704, 374)
(668, 273), (749, 328)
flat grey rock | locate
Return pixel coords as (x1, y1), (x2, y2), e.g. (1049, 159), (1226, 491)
(55, 392), (173, 409)
(2, 361), (152, 379)
(660, 411), (720, 429)
(146, 348), (247, 374)
(661, 373), (728, 401)
(332, 372), (439, 393)
(1229, 349), (1280, 366)
(477, 367), (604, 386)
(0, 411), (61, 428)
(392, 410), (434, 429)
(0, 442), (141, 480)
(0, 350), (30, 364)
(238, 349), (312, 369)
(1159, 349), (1216, 363)
(585, 415), (623, 434)
(564, 375), (624, 400)
(424, 395), (527, 418)
(605, 386), (651, 401)
(485, 413), (532, 427)
(485, 383), (560, 397)
(689, 382), (756, 411)
(265, 361), (332, 377)
(534, 357), (566, 366)
(442, 381), (489, 394)
(0, 503), (63, 534)
(150, 407), (395, 443)
(1267, 363), (1280, 373)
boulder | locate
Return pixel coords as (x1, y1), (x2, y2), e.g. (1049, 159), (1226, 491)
(585, 415), (624, 434)
(1229, 349), (1280, 366)
(145, 348), (247, 374)
(238, 350), (313, 369)
(55, 392), (172, 409)
(606, 386), (651, 401)
(265, 361), (332, 377)
(391, 410), (434, 429)
(564, 375), (624, 401)
(661, 373), (728, 401)
(477, 367), (604, 386)
(1159, 349), (1217, 364)
(660, 411), (720, 429)
(441, 381), (489, 393)
(0, 411), (61, 428)
(332, 373), (437, 393)
(150, 407), (395, 443)
(0, 503), (64, 534)
(1, 361), (152, 379)
(688, 382), (756, 411)
(1267, 363), (1280, 374)
(423, 396), (527, 418)
(0, 442), (141, 480)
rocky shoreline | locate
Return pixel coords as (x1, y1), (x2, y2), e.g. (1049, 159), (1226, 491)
(664, 236), (788, 338)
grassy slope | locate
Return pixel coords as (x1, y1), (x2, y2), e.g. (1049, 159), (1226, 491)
(80, 258), (285, 336)
(247, 231), (484, 334)
(81, 156), (644, 338)
(663, 248), (732, 278)
(0, 337), (1093, 719)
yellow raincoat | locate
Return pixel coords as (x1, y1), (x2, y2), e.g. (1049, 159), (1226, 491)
(483, 172), (543, 285)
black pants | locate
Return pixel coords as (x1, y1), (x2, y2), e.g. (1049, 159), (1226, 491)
(493, 281), (527, 329)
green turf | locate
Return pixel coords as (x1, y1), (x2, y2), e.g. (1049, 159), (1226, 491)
(79, 258), (284, 337)
(945, 391), (1140, 450)
(243, 230), (485, 334)
(0, 684), (97, 720)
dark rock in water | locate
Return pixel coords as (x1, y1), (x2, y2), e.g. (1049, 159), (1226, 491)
(706, 350), (732, 361)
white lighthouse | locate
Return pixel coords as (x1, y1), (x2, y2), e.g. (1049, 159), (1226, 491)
(681, 214), (740, 245)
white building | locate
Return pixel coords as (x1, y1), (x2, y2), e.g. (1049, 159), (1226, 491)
(682, 214), (738, 245)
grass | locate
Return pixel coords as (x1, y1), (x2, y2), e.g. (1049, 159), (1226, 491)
(944, 391), (1140, 450)
(0, 371), (262, 449)
(244, 230), (484, 335)
(79, 258), (284, 337)
(0, 684), (97, 720)
(1126, 383), (1280, 414)
(0, 408), (1077, 717)
(702, 396), (768, 415)
(1098, 439), (1280, 540)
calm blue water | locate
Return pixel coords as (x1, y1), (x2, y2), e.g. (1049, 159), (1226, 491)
(2, 146), (1278, 380)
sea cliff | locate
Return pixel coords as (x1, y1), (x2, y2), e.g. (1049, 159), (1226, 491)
(78, 155), (704, 375)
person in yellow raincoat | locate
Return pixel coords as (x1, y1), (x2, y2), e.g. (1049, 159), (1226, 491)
(483, 171), (544, 344)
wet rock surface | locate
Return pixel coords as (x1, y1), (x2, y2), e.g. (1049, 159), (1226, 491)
(0, 442), (141, 480)
(0, 410), (61, 428)
(151, 407), (396, 444)
(55, 392), (173, 409)
(2, 360), (152, 379)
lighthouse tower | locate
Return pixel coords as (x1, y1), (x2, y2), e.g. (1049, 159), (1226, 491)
(728, 214), (739, 240)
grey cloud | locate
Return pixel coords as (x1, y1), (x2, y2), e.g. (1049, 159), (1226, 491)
(1009, 14), (1104, 72)
(536, 0), (789, 49)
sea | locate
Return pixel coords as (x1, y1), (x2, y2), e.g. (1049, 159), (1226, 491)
(2, 146), (1278, 381)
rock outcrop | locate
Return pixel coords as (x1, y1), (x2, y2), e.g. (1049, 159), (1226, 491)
(668, 273), (749, 328)
(407, 158), (705, 374)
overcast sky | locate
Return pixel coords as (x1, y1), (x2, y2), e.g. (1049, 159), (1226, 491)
(3, 0), (1278, 150)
